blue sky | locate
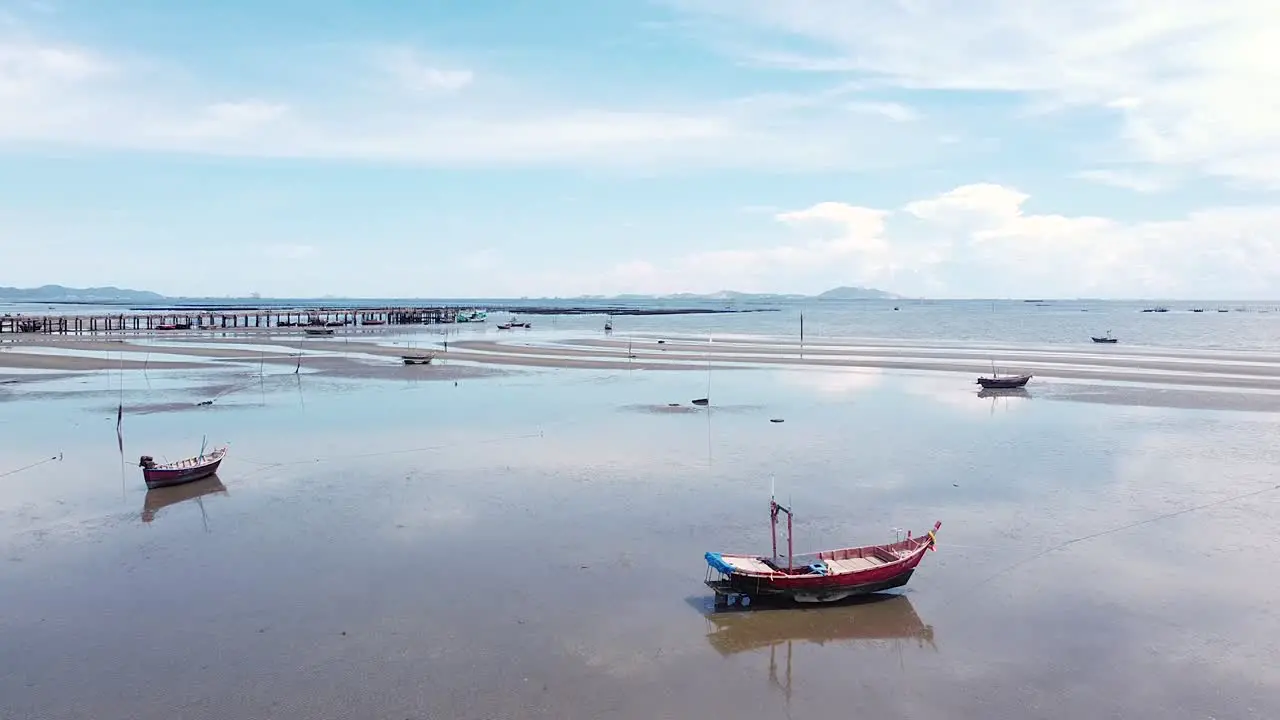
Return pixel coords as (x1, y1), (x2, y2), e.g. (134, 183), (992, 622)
(2, 0), (1278, 298)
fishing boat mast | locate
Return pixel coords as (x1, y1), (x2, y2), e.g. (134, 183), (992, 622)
(770, 493), (793, 571)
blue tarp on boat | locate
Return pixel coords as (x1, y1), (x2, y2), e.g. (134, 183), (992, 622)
(704, 552), (737, 575)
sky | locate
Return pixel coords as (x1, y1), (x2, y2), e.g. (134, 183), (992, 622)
(2, 0), (1279, 299)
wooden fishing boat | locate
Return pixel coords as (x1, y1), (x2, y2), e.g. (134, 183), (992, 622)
(976, 372), (1031, 389)
(401, 353), (435, 365)
(138, 446), (227, 489)
(691, 397), (709, 406)
(497, 323), (513, 330)
(1091, 330), (1117, 343)
(305, 327), (335, 336)
(704, 496), (940, 606)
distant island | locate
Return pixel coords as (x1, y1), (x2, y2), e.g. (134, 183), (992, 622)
(0, 285), (166, 303)
(0, 284), (902, 303)
(580, 286), (901, 302)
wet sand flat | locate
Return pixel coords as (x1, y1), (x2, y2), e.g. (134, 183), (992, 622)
(11, 331), (1280, 404)
(1, 363), (1279, 719)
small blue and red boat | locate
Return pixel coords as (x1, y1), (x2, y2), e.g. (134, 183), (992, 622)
(705, 496), (940, 606)
(138, 446), (227, 489)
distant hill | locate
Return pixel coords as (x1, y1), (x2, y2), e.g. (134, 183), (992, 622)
(588, 286), (898, 302)
(0, 285), (167, 303)
(815, 286), (899, 300)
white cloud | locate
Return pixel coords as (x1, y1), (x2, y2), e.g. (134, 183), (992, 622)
(175, 100), (290, 139)
(0, 26), (944, 171)
(374, 46), (474, 93)
(846, 100), (919, 122)
(668, 0), (1280, 188)
(1073, 168), (1174, 193)
(564, 183), (1280, 298)
(260, 244), (315, 260)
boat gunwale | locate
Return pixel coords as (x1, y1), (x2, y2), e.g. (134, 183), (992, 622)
(711, 533), (934, 580)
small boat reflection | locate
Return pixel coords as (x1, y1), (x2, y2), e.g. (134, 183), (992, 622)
(976, 387), (1030, 400)
(703, 594), (935, 705)
(141, 475), (228, 523)
(703, 593), (935, 655)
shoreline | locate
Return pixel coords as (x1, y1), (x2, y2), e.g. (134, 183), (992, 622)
(2, 332), (1280, 410)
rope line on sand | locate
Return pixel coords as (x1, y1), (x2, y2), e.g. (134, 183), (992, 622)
(236, 429), (549, 469)
(0, 452), (63, 478)
(971, 482), (1280, 589)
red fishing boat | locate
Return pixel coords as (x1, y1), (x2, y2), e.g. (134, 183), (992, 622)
(138, 446), (227, 489)
(704, 496), (940, 606)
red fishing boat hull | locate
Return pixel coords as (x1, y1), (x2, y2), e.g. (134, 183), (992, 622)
(705, 509), (940, 604)
(140, 448), (227, 489)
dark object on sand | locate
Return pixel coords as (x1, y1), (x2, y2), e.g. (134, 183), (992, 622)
(1091, 330), (1117, 343)
(401, 353), (435, 365)
(195, 399), (213, 406)
(770, 418), (784, 423)
(976, 373), (1032, 389)
(305, 328), (334, 336)
(691, 398), (709, 406)
(704, 495), (940, 606)
(139, 446), (226, 490)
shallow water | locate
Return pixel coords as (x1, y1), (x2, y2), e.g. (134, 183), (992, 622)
(2, 365), (1278, 719)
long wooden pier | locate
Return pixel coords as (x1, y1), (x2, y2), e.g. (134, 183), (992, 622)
(0, 306), (465, 334)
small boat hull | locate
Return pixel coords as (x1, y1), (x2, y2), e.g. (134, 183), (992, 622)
(976, 374), (1031, 389)
(143, 461), (222, 489)
(708, 569), (915, 605)
(140, 448), (227, 490)
(705, 517), (940, 606)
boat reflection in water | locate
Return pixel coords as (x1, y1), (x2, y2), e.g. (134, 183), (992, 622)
(703, 593), (935, 703)
(976, 387), (1030, 400)
(141, 475), (228, 524)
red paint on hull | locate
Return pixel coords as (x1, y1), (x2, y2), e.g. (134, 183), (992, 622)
(706, 512), (941, 602)
(140, 447), (227, 489)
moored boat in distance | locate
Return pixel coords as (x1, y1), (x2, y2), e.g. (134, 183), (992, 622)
(139, 446), (227, 490)
(704, 495), (940, 606)
(401, 353), (436, 365)
(1091, 330), (1118, 343)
